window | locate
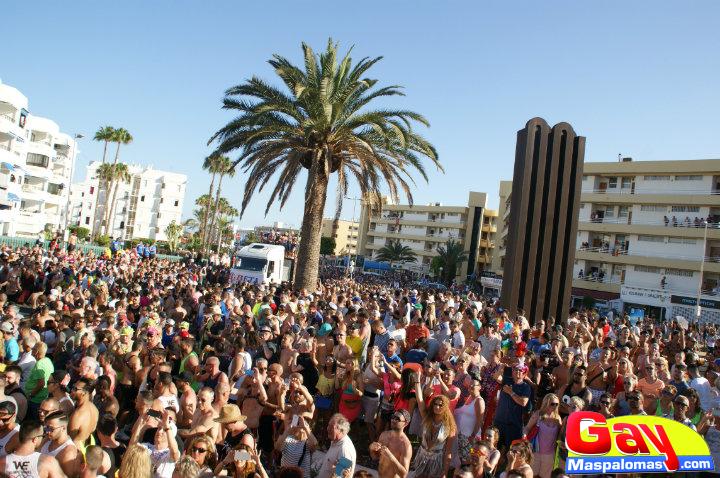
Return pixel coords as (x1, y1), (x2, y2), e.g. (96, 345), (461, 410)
(667, 236), (696, 245)
(671, 206), (700, 212)
(621, 177), (633, 188)
(640, 205), (666, 212)
(638, 235), (664, 243)
(140, 195), (145, 202)
(26, 153), (49, 168)
(604, 206), (615, 218)
(608, 177), (618, 188)
(174, 200), (179, 207)
(81, 192), (84, 198)
(675, 175), (703, 181)
(644, 175), (670, 181)
(160, 198), (163, 204)
(85, 217), (90, 225)
(618, 206), (629, 218)
(635, 265), (661, 273)
(119, 221), (125, 229)
(665, 268), (693, 277)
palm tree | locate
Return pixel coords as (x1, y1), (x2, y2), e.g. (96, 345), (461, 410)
(110, 128), (133, 165)
(200, 154), (225, 251)
(93, 126), (115, 164)
(103, 163), (131, 236)
(165, 220), (183, 253)
(209, 39), (440, 290)
(375, 239), (417, 267)
(435, 239), (468, 284)
(95, 163), (115, 236)
(206, 156), (234, 253)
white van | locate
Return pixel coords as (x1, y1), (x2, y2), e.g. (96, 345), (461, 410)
(230, 243), (286, 285)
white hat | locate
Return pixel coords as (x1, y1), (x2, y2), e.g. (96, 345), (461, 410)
(165, 319), (176, 327)
(0, 322), (13, 334)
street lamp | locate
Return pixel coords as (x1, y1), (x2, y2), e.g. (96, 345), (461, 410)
(344, 196), (363, 278)
(63, 133), (83, 240)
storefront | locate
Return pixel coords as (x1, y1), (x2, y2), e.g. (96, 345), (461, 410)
(669, 295), (720, 324)
(620, 286), (670, 322)
(480, 276), (502, 297)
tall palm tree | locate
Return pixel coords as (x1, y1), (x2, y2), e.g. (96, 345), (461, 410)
(375, 239), (417, 267)
(165, 220), (183, 253)
(103, 163), (131, 237)
(209, 39), (440, 289)
(206, 156), (234, 253)
(93, 126), (115, 164)
(213, 198), (239, 253)
(435, 239), (468, 284)
(110, 128), (133, 165)
(200, 154), (225, 251)
(95, 163), (115, 236)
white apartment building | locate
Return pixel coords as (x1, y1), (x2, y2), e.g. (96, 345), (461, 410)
(71, 161), (187, 241)
(495, 158), (720, 323)
(356, 192), (496, 279)
(0, 81), (78, 237)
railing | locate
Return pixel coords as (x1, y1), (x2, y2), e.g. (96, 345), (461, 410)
(583, 188), (720, 196)
(0, 113), (14, 123)
(574, 275), (720, 297)
(585, 217), (720, 228)
(577, 246), (720, 263)
(21, 184), (44, 194)
(0, 144), (10, 152)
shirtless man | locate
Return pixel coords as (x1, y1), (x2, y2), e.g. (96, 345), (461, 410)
(178, 387), (218, 442)
(585, 347), (614, 406)
(0, 421), (65, 478)
(552, 348), (575, 393)
(152, 372), (180, 414)
(279, 335), (296, 379)
(237, 367), (268, 431)
(196, 357), (229, 391)
(212, 383), (231, 414)
(41, 411), (80, 477)
(369, 409), (412, 478)
(175, 373), (196, 429)
(333, 330), (354, 367)
(68, 377), (99, 450)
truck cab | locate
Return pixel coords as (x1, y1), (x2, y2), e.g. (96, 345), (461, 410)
(230, 243), (286, 285)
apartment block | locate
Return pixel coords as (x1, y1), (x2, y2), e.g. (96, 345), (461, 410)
(495, 158), (720, 323)
(0, 81), (78, 237)
(321, 218), (359, 255)
(71, 161), (187, 241)
(356, 192), (497, 280)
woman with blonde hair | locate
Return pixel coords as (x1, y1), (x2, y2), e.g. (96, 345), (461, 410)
(119, 443), (152, 478)
(523, 393), (562, 478)
(185, 434), (217, 475)
(413, 383), (457, 478)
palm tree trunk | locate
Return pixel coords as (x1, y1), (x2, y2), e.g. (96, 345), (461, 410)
(101, 140), (108, 164)
(102, 143), (121, 236)
(216, 217), (226, 253)
(92, 177), (107, 236)
(295, 159), (329, 290)
(200, 174), (216, 251)
(112, 142), (121, 165)
(104, 179), (118, 237)
(206, 173), (225, 253)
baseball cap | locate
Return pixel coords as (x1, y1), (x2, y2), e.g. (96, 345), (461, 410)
(179, 321), (190, 330)
(165, 319), (176, 327)
(259, 326), (272, 333)
(0, 322), (13, 334)
(317, 323), (333, 337)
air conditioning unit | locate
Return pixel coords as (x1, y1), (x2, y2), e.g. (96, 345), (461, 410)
(622, 157), (633, 162)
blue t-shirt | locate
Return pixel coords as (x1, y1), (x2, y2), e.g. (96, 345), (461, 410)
(5, 338), (19, 362)
(494, 379), (532, 425)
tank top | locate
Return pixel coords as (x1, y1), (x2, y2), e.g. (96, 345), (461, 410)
(40, 437), (74, 457)
(4, 452), (40, 478)
(316, 374), (335, 397)
(536, 419), (560, 454)
(158, 394), (180, 413)
(454, 396), (481, 437)
(180, 352), (200, 391)
(0, 426), (19, 457)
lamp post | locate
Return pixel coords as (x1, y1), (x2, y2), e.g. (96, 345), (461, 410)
(344, 196), (363, 278)
(696, 220), (709, 324)
(63, 133), (83, 240)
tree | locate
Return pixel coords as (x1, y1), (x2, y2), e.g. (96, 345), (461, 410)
(375, 239), (417, 266)
(320, 236), (336, 255)
(96, 163), (115, 236)
(102, 163), (131, 236)
(165, 220), (183, 253)
(209, 39), (440, 290)
(110, 128), (133, 165)
(435, 239), (468, 283)
(200, 154), (226, 251)
(93, 126), (115, 164)
(68, 225), (90, 241)
(206, 156), (235, 253)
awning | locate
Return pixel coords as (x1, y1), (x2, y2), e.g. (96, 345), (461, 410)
(571, 287), (620, 302)
(7, 193), (20, 202)
(0, 162), (14, 171)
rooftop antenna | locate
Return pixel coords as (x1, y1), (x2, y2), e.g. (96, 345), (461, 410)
(618, 153), (622, 162)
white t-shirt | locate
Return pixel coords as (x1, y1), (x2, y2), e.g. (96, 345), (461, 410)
(317, 435), (356, 478)
(143, 444), (175, 478)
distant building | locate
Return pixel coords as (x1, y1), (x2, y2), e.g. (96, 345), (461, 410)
(71, 161), (187, 241)
(356, 192), (497, 280)
(0, 81), (78, 237)
(321, 218), (359, 256)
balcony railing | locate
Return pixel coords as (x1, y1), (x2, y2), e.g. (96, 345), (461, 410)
(585, 216), (720, 228)
(0, 144), (10, 152)
(0, 113), (14, 124)
(577, 245), (720, 263)
(583, 188), (720, 196)
(21, 184), (44, 194)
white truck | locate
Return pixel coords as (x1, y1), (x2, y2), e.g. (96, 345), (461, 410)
(230, 243), (286, 285)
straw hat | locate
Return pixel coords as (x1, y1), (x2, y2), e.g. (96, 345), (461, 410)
(214, 404), (246, 424)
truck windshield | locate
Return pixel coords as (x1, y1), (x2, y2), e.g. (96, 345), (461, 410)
(236, 257), (267, 272)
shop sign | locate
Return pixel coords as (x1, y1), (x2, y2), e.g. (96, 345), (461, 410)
(480, 276), (503, 289)
(620, 286), (669, 305)
(670, 295), (720, 310)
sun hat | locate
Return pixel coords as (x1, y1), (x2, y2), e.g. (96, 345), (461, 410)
(214, 404), (247, 424)
(0, 322), (13, 334)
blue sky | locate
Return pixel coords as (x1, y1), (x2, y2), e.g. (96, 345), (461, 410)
(3, 1), (718, 228)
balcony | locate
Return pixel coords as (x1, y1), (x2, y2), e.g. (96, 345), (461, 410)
(579, 217), (720, 239)
(575, 246), (720, 273)
(582, 188), (720, 206)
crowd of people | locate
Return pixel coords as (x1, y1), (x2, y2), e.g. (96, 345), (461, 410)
(0, 239), (717, 478)
(255, 231), (299, 259)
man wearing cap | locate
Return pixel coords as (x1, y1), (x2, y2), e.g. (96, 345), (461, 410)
(370, 409), (412, 478)
(161, 319), (176, 348)
(1, 322), (18, 363)
(494, 362), (531, 450)
(0, 400), (19, 456)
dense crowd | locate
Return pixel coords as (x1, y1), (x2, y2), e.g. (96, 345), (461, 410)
(0, 240), (717, 478)
(255, 232), (298, 259)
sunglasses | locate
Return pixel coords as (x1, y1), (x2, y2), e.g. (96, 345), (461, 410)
(675, 401), (689, 408)
(391, 416), (406, 422)
(628, 396), (641, 401)
(191, 446), (208, 454)
(549, 402), (559, 407)
(600, 400), (611, 406)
